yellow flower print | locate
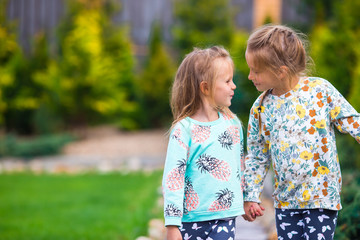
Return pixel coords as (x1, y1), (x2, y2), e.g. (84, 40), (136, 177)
(266, 140), (271, 150)
(280, 141), (289, 152)
(287, 181), (295, 191)
(254, 106), (265, 114)
(280, 201), (289, 207)
(297, 141), (304, 147)
(309, 80), (321, 87)
(294, 83), (301, 91)
(296, 105), (306, 118)
(292, 159), (301, 164)
(303, 190), (311, 201)
(262, 148), (268, 153)
(300, 202), (308, 208)
(330, 106), (341, 119)
(336, 125), (343, 132)
(254, 174), (262, 184)
(317, 166), (330, 175)
(300, 150), (313, 160)
(276, 100), (285, 109)
(286, 115), (295, 120)
(315, 119), (326, 129)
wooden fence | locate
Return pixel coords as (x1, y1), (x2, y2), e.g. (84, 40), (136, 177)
(5, 0), (308, 53)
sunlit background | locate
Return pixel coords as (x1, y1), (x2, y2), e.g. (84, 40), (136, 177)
(0, 0), (359, 239)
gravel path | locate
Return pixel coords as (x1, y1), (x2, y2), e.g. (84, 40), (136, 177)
(0, 127), (168, 173)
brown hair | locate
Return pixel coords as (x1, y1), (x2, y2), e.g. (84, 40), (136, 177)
(170, 46), (234, 128)
(247, 25), (312, 135)
(247, 24), (312, 79)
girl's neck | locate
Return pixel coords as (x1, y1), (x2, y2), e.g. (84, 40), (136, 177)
(272, 76), (300, 96)
(191, 102), (219, 122)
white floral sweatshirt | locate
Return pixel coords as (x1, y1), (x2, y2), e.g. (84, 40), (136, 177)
(244, 77), (360, 210)
(162, 112), (245, 226)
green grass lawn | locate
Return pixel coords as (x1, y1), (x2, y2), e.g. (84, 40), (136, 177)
(0, 171), (163, 240)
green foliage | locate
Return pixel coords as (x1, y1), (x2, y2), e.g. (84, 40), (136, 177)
(335, 171), (360, 240)
(5, 34), (53, 134)
(308, 0), (360, 170)
(338, 0), (360, 111)
(34, 1), (138, 130)
(172, 0), (235, 58)
(136, 24), (176, 128)
(309, 0), (360, 109)
(310, 24), (354, 97)
(336, 132), (360, 170)
(0, 134), (75, 158)
(0, 171), (163, 240)
(228, 30), (259, 125)
(0, 2), (26, 129)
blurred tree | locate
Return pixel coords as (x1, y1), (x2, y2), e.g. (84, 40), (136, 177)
(34, 0), (138, 130)
(310, 24), (354, 98)
(136, 23), (176, 128)
(308, 0), (360, 177)
(172, 0), (234, 58)
(0, 1), (50, 134)
(0, 0), (19, 127)
(228, 30), (257, 123)
(308, 0), (360, 101)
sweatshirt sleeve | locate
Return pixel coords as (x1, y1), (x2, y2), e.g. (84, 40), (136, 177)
(325, 81), (360, 143)
(162, 122), (190, 226)
(239, 119), (246, 191)
(244, 100), (271, 202)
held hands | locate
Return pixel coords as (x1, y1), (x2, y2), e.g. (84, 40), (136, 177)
(166, 225), (182, 240)
(242, 201), (265, 222)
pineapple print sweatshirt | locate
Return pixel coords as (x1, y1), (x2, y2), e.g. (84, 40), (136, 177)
(245, 77), (360, 211)
(162, 112), (245, 227)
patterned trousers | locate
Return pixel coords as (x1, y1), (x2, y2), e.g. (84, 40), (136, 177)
(275, 208), (338, 240)
(180, 218), (236, 240)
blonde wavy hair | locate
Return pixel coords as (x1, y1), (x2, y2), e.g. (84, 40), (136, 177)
(170, 46), (234, 127)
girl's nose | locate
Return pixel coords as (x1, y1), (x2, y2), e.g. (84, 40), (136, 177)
(231, 81), (236, 89)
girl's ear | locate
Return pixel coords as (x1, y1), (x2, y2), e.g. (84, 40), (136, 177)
(200, 81), (210, 95)
(279, 66), (289, 80)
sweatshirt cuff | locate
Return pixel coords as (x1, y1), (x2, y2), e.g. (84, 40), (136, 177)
(244, 191), (261, 203)
(165, 217), (182, 227)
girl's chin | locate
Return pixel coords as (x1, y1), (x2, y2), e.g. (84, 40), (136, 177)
(256, 86), (270, 92)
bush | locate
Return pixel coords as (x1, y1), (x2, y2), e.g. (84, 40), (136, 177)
(136, 23), (176, 128)
(335, 171), (360, 240)
(0, 134), (75, 158)
(34, 1), (138, 130)
(172, 0), (235, 58)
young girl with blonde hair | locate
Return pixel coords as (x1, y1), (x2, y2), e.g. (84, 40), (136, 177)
(243, 24), (360, 240)
(162, 46), (245, 240)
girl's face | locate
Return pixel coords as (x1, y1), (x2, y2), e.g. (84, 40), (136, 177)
(212, 58), (236, 108)
(245, 51), (280, 92)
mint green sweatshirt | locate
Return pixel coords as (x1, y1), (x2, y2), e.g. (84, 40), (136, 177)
(162, 112), (245, 226)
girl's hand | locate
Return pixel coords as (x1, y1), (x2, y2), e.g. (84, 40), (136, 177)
(166, 225), (182, 240)
(242, 201), (265, 222)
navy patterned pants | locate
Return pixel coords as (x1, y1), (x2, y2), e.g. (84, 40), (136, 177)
(180, 218), (235, 240)
(275, 208), (338, 240)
